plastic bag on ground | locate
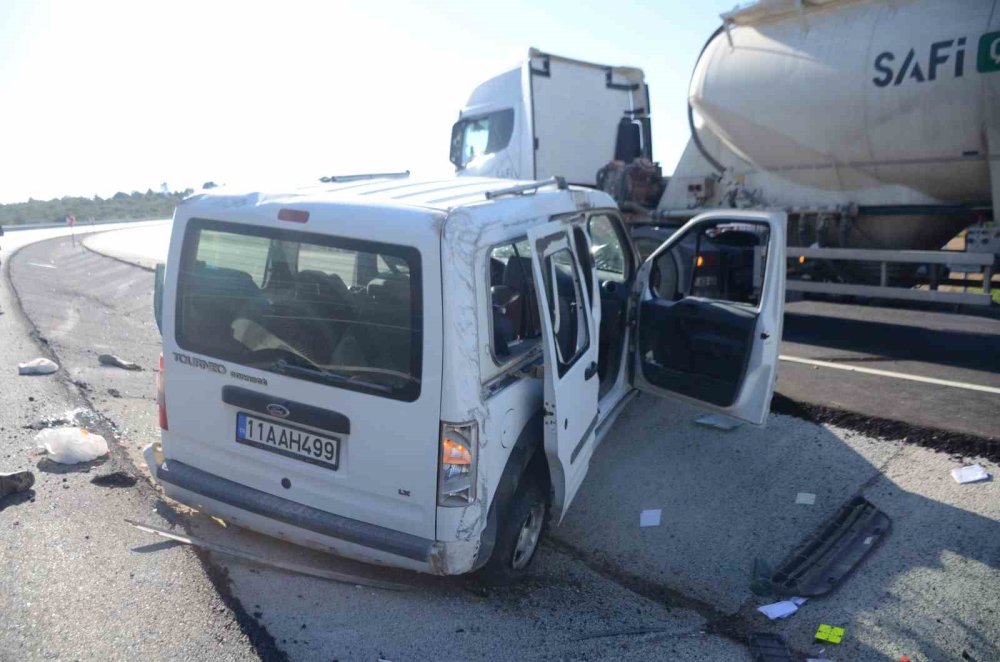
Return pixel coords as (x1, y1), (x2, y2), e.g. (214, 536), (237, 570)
(34, 427), (109, 464)
(18, 358), (59, 375)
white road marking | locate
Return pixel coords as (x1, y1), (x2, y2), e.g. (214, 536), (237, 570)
(779, 355), (1000, 395)
(28, 262), (57, 269)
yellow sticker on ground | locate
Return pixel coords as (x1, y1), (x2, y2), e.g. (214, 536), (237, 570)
(815, 624), (845, 644)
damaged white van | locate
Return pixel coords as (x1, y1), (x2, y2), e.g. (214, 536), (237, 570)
(148, 175), (785, 581)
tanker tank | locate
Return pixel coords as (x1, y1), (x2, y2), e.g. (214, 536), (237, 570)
(662, 0), (1000, 252)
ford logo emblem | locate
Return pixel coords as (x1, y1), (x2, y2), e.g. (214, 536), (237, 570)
(266, 403), (290, 418)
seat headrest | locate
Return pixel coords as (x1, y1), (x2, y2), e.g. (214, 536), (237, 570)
(502, 256), (534, 290)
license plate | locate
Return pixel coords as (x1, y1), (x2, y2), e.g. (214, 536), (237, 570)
(236, 412), (340, 470)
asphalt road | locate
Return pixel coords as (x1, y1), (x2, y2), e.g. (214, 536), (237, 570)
(0, 228), (266, 661)
(4, 235), (748, 661)
(779, 300), (1000, 441)
(2, 232), (998, 661)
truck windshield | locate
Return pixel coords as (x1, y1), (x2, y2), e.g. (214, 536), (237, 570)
(450, 108), (514, 169)
(175, 219), (422, 401)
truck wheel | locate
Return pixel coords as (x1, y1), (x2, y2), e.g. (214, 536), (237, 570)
(477, 471), (548, 585)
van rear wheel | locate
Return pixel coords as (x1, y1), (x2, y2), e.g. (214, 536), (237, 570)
(477, 472), (548, 584)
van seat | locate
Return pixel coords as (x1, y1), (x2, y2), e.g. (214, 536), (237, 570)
(182, 265), (263, 352)
(360, 276), (413, 372)
(502, 257), (538, 340)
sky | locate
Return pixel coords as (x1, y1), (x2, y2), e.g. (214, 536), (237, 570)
(0, 0), (736, 204)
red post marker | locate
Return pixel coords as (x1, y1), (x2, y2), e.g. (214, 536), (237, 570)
(899, 656), (911, 662)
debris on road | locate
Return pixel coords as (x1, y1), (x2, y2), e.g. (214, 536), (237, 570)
(98, 354), (143, 371)
(34, 427), (109, 464)
(694, 413), (742, 430)
(107, 388), (122, 398)
(751, 496), (890, 597)
(814, 624), (845, 644)
(747, 632), (794, 661)
(757, 596), (807, 620)
(91, 471), (137, 488)
(795, 492), (817, 505)
(24, 407), (90, 430)
(0, 470), (35, 499)
(639, 509), (662, 528)
(125, 519), (412, 591)
(18, 357), (58, 375)
(951, 464), (990, 484)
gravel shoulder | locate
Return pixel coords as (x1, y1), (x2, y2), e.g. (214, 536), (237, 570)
(0, 238), (269, 660)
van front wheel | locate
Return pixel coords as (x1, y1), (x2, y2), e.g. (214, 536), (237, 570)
(477, 473), (548, 584)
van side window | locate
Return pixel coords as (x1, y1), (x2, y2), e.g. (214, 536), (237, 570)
(542, 249), (590, 372)
(651, 222), (770, 307)
(196, 230), (270, 286)
(488, 238), (541, 362)
(587, 214), (628, 283)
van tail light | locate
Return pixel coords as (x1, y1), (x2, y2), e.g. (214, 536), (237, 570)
(437, 421), (478, 507)
(156, 353), (168, 430)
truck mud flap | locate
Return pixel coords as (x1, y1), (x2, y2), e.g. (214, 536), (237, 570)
(751, 496), (890, 597)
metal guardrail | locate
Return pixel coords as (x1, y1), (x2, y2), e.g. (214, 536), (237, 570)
(786, 246), (996, 306)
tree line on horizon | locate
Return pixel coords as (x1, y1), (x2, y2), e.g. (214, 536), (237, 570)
(0, 188), (198, 227)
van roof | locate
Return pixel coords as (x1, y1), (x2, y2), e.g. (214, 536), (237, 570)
(182, 176), (614, 220)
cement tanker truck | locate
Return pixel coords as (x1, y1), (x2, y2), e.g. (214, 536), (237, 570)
(453, 0), (1000, 305)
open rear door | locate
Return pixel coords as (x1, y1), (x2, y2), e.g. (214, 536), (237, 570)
(630, 211), (786, 425)
(527, 222), (601, 522)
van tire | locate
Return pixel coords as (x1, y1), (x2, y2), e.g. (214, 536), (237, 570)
(476, 470), (548, 585)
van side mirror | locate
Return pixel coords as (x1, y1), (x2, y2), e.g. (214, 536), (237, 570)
(153, 263), (165, 334)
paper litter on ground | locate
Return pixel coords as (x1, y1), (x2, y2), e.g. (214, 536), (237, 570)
(758, 596), (807, 620)
(18, 357), (58, 375)
(795, 492), (817, 505)
(694, 413), (742, 430)
(639, 509), (662, 528)
(951, 464), (990, 484)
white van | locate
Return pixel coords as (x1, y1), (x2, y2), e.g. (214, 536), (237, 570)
(147, 176), (785, 581)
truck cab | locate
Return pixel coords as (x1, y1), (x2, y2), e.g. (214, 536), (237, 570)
(451, 48), (652, 187)
(148, 176), (785, 580)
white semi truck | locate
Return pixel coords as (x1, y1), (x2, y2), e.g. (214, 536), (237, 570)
(449, 48), (653, 188)
(453, 0), (1000, 305)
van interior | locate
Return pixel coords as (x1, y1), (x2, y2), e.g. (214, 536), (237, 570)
(488, 214), (633, 398)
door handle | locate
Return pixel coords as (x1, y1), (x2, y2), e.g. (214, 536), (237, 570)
(584, 361), (598, 380)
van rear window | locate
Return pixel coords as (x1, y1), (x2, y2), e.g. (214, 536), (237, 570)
(175, 218), (422, 401)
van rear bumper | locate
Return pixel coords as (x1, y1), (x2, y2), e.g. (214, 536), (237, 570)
(143, 443), (480, 575)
